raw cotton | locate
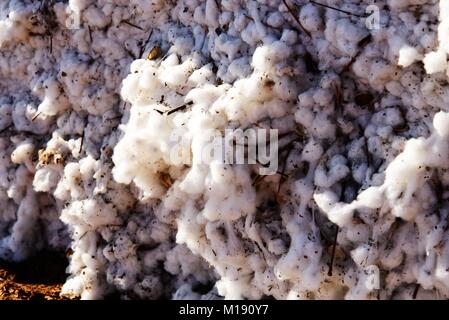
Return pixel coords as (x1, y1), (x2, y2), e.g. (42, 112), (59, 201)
(1, 0), (449, 300)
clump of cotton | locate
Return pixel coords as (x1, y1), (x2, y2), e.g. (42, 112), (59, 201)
(398, 46), (422, 68)
(2, 0), (449, 301)
(422, 1), (449, 73)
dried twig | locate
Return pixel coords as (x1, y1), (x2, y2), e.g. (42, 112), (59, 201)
(79, 129), (84, 154)
(121, 20), (144, 31)
(413, 283), (420, 299)
(124, 47), (137, 59)
(166, 101), (194, 115)
(363, 136), (371, 168)
(328, 225), (339, 276)
(342, 34), (372, 73)
(310, 0), (366, 18)
(0, 124), (12, 134)
(252, 174), (267, 186)
(139, 30), (153, 58)
(32, 111), (41, 121)
(88, 25), (93, 43)
(282, 0), (311, 38)
(333, 83), (343, 114)
(276, 141), (296, 192)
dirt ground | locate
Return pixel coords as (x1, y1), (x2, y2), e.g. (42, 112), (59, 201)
(0, 251), (71, 300)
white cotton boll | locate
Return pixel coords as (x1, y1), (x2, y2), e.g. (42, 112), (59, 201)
(133, 275), (164, 299)
(315, 193), (356, 227)
(158, 57), (196, 89)
(313, 88), (333, 107)
(332, 19), (367, 56)
(65, 269), (105, 300)
(432, 111), (449, 137)
(202, 163), (255, 221)
(218, 10), (233, 28)
(0, 19), (28, 46)
(138, 67), (159, 90)
(313, 190), (338, 213)
(387, 0), (427, 9)
(122, 75), (154, 105)
(347, 223), (370, 242)
(149, 220), (171, 243)
(33, 167), (62, 192)
(61, 199), (120, 230)
(251, 47), (272, 72)
(311, 113), (336, 140)
(54, 162), (84, 200)
(435, 260), (449, 289)
(351, 245), (376, 268)
(111, 106), (175, 199)
(84, 5), (111, 28)
(205, 0), (219, 28)
(175, 201), (203, 251)
(376, 126), (393, 140)
(10, 141), (34, 170)
(93, 38), (126, 64)
(299, 4), (322, 33)
(423, 50), (447, 74)
(274, 222), (318, 284)
(398, 46), (422, 68)
(61, 276), (86, 298)
(0, 103), (12, 131)
(188, 85), (227, 111)
(37, 78), (69, 116)
(356, 187), (383, 210)
(271, 78), (297, 101)
(173, 284), (201, 300)
(226, 57), (252, 82)
(386, 81), (404, 96)
(267, 238), (287, 255)
(216, 277), (251, 300)
(381, 245), (404, 270)
(391, 201), (420, 221)
(165, 244), (212, 284)
(371, 61), (399, 87)
(372, 107), (403, 128)
(364, 265), (380, 290)
(240, 21), (261, 47)
(280, 29), (298, 46)
(193, 3), (206, 25)
(161, 53), (180, 69)
(79, 156), (98, 179)
(1, 188), (42, 261)
(178, 166), (207, 195)
(188, 65), (214, 86)
(295, 106), (314, 127)
(4, 0), (449, 301)
(7, 165), (33, 204)
(314, 155), (350, 188)
(267, 11), (284, 29)
(12, 100), (51, 135)
(69, 0), (93, 12)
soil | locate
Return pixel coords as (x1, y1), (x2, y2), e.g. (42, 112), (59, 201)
(0, 251), (71, 300)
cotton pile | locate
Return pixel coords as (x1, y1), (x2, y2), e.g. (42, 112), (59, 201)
(1, 0), (449, 300)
